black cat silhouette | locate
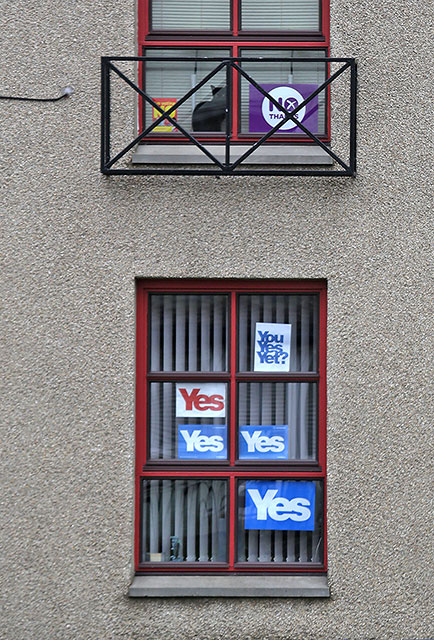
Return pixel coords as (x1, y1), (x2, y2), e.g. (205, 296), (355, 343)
(192, 86), (227, 132)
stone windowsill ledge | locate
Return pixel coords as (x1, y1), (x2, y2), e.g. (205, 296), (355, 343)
(129, 574), (330, 598)
(131, 144), (334, 166)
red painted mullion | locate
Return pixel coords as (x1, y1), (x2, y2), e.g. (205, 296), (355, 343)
(140, 40), (326, 48)
(229, 476), (236, 568)
(135, 285), (148, 569)
(140, 278), (326, 292)
(318, 285), (327, 569)
(233, 0), (239, 35)
(138, 0), (146, 44)
(140, 470), (325, 478)
(138, 565), (325, 573)
(230, 291), (237, 466)
(318, 286), (327, 473)
(322, 0), (330, 46)
(228, 292), (237, 567)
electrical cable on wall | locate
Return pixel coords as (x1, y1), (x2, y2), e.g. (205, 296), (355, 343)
(0, 86), (74, 102)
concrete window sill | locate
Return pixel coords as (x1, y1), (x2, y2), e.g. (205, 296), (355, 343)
(131, 144), (333, 166)
(129, 575), (330, 598)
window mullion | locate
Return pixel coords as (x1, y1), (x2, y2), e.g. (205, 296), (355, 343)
(228, 292), (237, 568)
(230, 291), (237, 466)
(232, 0), (240, 35)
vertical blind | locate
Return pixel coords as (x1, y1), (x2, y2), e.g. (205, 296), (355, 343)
(141, 479), (323, 564)
(141, 479), (227, 562)
(238, 293), (319, 371)
(150, 294), (228, 371)
(149, 382), (227, 459)
(149, 382), (316, 460)
(238, 382), (317, 460)
(151, 293), (318, 372)
(142, 291), (322, 565)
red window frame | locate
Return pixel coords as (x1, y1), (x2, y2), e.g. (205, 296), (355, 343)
(135, 279), (327, 574)
(137, 0), (331, 144)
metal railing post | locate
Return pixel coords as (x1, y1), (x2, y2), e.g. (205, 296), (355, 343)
(225, 60), (231, 168)
(100, 57), (110, 173)
(349, 59), (357, 177)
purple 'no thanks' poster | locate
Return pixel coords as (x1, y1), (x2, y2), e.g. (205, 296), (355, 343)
(249, 84), (318, 134)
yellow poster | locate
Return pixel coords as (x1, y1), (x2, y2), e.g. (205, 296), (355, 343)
(152, 98), (178, 132)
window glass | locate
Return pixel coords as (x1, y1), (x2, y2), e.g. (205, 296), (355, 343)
(141, 479), (227, 562)
(144, 49), (229, 135)
(149, 382), (228, 460)
(149, 293), (229, 371)
(238, 382), (317, 461)
(241, 0), (320, 31)
(239, 50), (327, 135)
(237, 480), (323, 563)
(238, 293), (319, 371)
(151, 0), (231, 31)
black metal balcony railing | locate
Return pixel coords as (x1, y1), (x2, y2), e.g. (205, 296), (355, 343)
(101, 56), (357, 177)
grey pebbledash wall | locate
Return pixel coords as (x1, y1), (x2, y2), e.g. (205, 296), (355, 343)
(0, 0), (433, 637)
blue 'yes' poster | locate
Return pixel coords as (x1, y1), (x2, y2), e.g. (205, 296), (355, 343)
(244, 480), (316, 531)
(178, 424), (227, 459)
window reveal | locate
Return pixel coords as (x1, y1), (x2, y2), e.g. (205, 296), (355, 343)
(135, 280), (327, 572)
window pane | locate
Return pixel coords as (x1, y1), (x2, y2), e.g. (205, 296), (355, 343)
(149, 382), (228, 460)
(238, 294), (318, 372)
(241, 0), (320, 31)
(143, 49), (229, 134)
(152, 0), (230, 30)
(149, 293), (228, 371)
(237, 480), (323, 564)
(240, 50), (327, 135)
(141, 479), (227, 563)
(238, 382), (317, 461)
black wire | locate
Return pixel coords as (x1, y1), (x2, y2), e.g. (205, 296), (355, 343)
(0, 94), (68, 102)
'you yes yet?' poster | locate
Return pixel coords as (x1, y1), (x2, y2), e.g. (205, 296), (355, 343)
(254, 322), (291, 372)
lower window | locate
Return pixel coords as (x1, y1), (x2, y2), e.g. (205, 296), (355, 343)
(135, 279), (327, 575)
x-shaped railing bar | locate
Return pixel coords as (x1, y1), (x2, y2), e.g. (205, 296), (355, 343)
(106, 61), (228, 169)
(101, 56), (356, 176)
(230, 61), (351, 172)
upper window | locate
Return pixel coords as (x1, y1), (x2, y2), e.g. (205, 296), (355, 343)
(137, 0), (330, 142)
(135, 280), (327, 574)
(148, 0), (321, 33)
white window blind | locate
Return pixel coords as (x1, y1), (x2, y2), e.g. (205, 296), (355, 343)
(151, 0), (231, 30)
(144, 49), (229, 133)
(241, 0), (320, 31)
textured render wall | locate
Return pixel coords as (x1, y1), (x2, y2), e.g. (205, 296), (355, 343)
(1, 0), (433, 638)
